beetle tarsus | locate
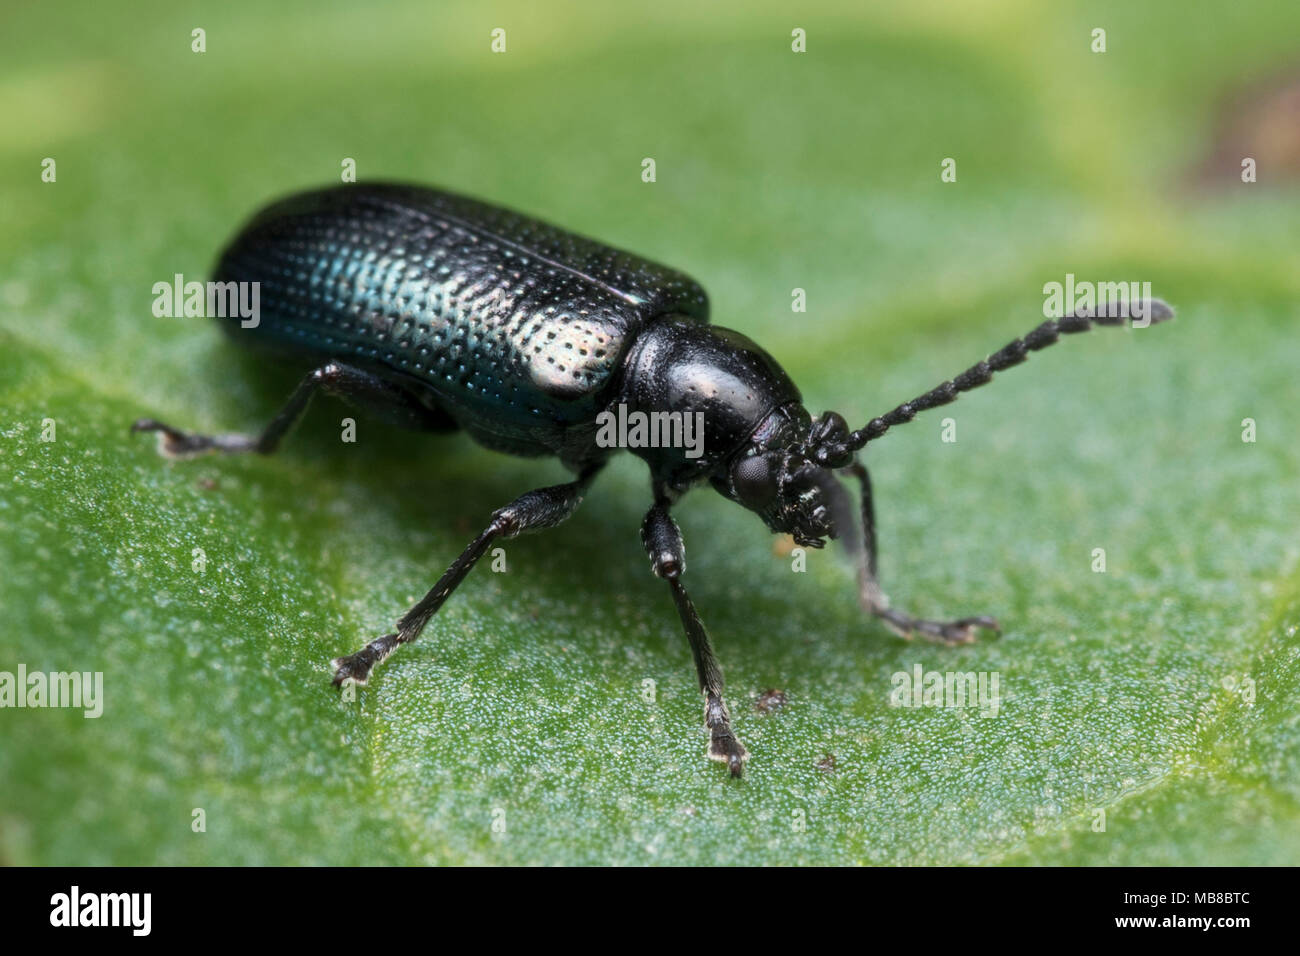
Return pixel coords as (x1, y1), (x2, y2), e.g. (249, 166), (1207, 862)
(130, 417), (254, 458)
(875, 609), (1000, 646)
(331, 634), (399, 686)
(706, 694), (749, 777)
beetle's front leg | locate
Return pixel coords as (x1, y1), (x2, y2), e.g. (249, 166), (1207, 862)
(641, 495), (748, 777)
(332, 464), (602, 686)
(836, 462), (999, 645)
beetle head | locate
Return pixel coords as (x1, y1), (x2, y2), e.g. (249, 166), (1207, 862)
(711, 405), (849, 548)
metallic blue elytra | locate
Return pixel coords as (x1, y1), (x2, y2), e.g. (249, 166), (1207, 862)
(213, 184), (725, 467)
(134, 182), (1172, 777)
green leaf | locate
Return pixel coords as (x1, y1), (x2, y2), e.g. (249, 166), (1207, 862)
(2, 0), (1298, 865)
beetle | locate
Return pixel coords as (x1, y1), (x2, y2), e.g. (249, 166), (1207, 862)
(133, 183), (1172, 776)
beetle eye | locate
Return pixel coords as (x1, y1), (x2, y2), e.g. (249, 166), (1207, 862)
(732, 454), (777, 507)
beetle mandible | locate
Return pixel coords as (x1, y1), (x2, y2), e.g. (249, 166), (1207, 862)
(133, 183), (1173, 776)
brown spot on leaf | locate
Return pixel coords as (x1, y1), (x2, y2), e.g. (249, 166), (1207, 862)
(755, 688), (788, 713)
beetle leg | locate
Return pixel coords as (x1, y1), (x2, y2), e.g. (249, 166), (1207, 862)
(836, 462), (1000, 646)
(641, 495), (748, 777)
(331, 465), (603, 686)
(131, 361), (450, 458)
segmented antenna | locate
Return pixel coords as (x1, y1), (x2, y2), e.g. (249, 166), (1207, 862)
(840, 298), (1174, 453)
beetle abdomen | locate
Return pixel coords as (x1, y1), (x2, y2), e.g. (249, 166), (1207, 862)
(213, 184), (710, 438)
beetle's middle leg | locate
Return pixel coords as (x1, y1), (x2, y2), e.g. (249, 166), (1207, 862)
(132, 361), (451, 458)
(331, 464), (603, 686)
(831, 462), (999, 646)
(641, 492), (748, 777)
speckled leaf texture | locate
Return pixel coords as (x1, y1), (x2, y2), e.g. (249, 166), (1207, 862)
(1, 0), (1297, 865)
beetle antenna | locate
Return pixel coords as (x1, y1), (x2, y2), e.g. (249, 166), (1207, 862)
(830, 298), (1174, 455)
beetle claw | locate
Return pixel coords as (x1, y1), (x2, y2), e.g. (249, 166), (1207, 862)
(928, 615), (1000, 646)
(331, 635), (398, 686)
(132, 418), (196, 458)
(330, 658), (368, 686)
(709, 731), (749, 777)
(131, 417), (260, 458)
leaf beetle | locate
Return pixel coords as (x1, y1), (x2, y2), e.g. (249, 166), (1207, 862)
(133, 183), (1172, 776)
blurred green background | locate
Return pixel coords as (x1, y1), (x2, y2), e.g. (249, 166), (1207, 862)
(1, 0), (1298, 865)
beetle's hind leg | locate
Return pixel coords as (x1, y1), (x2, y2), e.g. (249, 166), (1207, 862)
(833, 462), (999, 646)
(331, 464), (603, 686)
(131, 361), (450, 458)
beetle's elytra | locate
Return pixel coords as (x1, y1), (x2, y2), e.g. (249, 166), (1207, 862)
(133, 183), (1173, 777)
